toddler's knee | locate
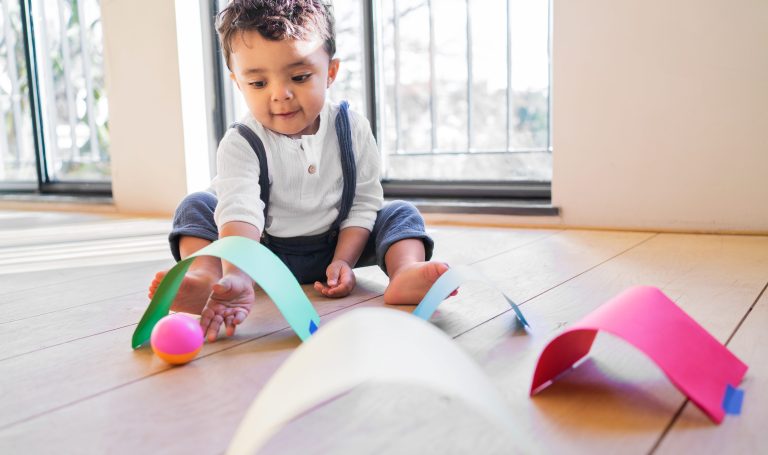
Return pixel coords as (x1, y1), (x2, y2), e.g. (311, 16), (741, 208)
(382, 200), (423, 221)
(176, 191), (217, 215)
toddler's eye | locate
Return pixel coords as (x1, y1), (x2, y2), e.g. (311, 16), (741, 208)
(292, 74), (311, 83)
(249, 81), (266, 88)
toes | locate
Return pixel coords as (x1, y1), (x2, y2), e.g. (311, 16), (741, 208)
(148, 270), (168, 299)
(424, 262), (449, 282)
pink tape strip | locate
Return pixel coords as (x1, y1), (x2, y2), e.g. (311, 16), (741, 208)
(530, 286), (747, 424)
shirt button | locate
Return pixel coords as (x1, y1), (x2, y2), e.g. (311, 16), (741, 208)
(308, 164), (317, 174)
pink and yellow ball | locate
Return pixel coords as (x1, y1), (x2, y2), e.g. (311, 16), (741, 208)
(150, 314), (205, 365)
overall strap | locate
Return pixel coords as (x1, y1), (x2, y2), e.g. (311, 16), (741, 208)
(230, 123), (270, 226)
(331, 100), (357, 231)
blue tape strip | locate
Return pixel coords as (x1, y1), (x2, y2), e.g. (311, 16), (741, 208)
(722, 384), (744, 415)
(501, 293), (529, 327)
(412, 266), (528, 327)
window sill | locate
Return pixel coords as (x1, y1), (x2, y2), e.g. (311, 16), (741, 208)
(396, 197), (559, 216)
(0, 193), (116, 213)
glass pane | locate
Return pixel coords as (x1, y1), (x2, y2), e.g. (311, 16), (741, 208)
(380, 0), (432, 154)
(509, 0), (549, 150)
(380, 0), (552, 182)
(433, 0), (468, 152)
(0, 0), (36, 182)
(470, 0), (507, 151)
(31, 0), (110, 182)
(328, 0), (365, 114)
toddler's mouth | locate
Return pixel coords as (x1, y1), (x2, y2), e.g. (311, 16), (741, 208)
(273, 110), (298, 119)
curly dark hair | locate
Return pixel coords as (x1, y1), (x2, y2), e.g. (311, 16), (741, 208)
(216, 0), (336, 70)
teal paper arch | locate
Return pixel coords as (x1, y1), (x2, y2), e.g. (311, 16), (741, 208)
(132, 236), (321, 349)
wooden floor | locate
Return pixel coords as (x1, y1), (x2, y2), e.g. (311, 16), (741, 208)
(0, 210), (766, 454)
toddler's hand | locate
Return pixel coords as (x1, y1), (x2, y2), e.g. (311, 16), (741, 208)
(200, 271), (256, 342)
(314, 259), (356, 298)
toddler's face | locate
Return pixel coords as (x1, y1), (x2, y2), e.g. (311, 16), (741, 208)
(229, 31), (339, 137)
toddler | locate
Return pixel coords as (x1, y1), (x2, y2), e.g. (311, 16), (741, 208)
(149, 0), (448, 341)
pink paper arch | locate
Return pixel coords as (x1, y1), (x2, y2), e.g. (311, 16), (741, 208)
(530, 286), (747, 424)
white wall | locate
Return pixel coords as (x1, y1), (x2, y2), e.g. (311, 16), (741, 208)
(552, 0), (768, 232)
(101, 0), (210, 215)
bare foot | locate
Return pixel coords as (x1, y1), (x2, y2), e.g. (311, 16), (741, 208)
(147, 269), (219, 314)
(384, 261), (450, 305)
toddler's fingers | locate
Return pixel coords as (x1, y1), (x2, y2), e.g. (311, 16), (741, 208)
(199, 307), (214, 333)
(234, 309), (248, 325)
(327, 285), (351, 298)
(225, 315), (235, 337)
(206, 313), (224, 342)
(326, 263), (342, 287)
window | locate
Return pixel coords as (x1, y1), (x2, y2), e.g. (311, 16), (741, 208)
(213, 0), (551, 202)
(0, 0), (110, 194)
(378, 0), (551, 185)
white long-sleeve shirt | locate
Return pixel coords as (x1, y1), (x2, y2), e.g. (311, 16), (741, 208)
(211, 101), (383, 238)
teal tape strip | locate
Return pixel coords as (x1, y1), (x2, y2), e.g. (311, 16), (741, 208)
(722, 384), (744, 415)
(412, 266), (528, 327)
(132, 236), (321, 348)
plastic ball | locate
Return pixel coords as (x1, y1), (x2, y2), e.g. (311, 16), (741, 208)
(150, 313), (205, 365)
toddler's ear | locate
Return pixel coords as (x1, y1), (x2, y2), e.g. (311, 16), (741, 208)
(327, 58), (340, 87)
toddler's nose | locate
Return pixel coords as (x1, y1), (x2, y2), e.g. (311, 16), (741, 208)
(271, 82), (293, 101)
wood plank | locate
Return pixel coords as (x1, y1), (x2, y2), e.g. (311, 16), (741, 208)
(654, 285), (768, 454)
(0, 218), (170, 249)
(0, 257), (169, 297)
(0, 229), (651, 453)
(447, 234), (768, 454)
(0, 259), (173, 323)
(0, 214), (169, 293)
(0, 234), (171, 275)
